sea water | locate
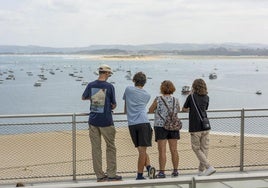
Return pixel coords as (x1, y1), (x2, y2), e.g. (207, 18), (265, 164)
(0, 55), (267, 134)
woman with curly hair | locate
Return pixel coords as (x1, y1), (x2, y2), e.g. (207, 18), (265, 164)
(182, 78), (216, 176)
(149, 80), (181, 178)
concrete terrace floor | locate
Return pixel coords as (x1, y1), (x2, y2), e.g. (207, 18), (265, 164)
(2, 170), (268, 188)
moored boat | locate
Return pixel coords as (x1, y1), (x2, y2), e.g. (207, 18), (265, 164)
(181, 86), (191, 95)
(256, 90), (262, 95)
(34, 82), (42, 87)
(209, 73), (217, 79)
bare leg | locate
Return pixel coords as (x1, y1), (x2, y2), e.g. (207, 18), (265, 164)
(157, 139), (167, 172)
(168, 139), (179, 170)
(137, 146), (147, 173)
(145, 153), (150, 167)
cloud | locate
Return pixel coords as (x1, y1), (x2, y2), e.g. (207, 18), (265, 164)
(0, 0), (268, 46)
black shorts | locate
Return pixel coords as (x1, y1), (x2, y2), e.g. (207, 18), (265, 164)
(128, 123), (153, 147)
(154, 127), (180, 142)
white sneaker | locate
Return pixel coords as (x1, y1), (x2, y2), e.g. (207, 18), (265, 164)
(197, 170), (204, 176)
(202, 166), (216, 176)
(148, 167), (156, 179)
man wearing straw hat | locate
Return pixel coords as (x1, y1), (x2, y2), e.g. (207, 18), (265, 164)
(82, 64), (122, 182)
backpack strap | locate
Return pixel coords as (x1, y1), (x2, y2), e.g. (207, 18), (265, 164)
(157, 97), (165, 121)
(160, 96), (175, 113)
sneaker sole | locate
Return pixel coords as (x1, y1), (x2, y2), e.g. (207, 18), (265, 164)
(156, 175), (166, 178)
(97, 178), (108, 182)
(207, 170), (216, 176)
(97, 175), (108, 182)
(149, 167), (156, 179)
(108, 176), (123, 181)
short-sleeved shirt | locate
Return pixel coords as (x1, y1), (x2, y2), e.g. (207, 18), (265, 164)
(183, 93), (209, 132)
(153, 96), (180, 127)
(123, 86), (150, 126)
(82, 80), (116, 127)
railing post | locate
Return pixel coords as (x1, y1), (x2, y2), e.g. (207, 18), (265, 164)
(240, 108), (245, 172)
(191, 177), (196, 188)
(72, 113), (77, 180)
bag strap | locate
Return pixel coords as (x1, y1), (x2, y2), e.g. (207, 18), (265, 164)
(157, 96), (175, 121)
(191, 94), (203, 122)
(160, 96), (175, 114)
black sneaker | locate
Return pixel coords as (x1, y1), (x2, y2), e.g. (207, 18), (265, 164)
(156, 172), (166, 178)
(148, 167), (156, 179)
(97, 175), (108, 182)
(171, 171), (179, 177)
(108, 175), (122, 181)
(136, 176), (146, 180)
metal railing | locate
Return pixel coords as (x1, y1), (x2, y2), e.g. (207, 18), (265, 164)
(0, 108), (268, 184)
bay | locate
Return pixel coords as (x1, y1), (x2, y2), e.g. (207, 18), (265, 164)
(0, 55), (268, 115)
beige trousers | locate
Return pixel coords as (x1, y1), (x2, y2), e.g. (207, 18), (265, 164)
(89, 125), (117, 178)
(190, 130), (210, 171)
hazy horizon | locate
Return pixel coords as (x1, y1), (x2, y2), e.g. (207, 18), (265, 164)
(1, 42), (268, 49)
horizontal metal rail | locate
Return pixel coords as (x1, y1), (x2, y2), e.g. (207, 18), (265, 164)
(1, 107), (268, 118)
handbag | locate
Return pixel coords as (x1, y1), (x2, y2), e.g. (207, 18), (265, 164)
(157, 96), (182, 131)
(191, 94), (211, 130)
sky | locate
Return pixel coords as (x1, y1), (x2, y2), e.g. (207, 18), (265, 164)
(0, 0), (268, 47)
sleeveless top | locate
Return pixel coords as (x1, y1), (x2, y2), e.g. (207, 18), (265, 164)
(153, 96), (180, 127)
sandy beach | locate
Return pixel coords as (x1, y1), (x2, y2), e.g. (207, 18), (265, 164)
(93, 55), (268, 61)
(0, 127), (267, 184)
(65, 54), (268, 61)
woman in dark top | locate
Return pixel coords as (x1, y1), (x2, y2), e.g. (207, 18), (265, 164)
(182, 79), (216, 176)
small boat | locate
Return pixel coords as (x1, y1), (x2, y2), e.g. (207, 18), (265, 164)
(41, 77), (47, 81)
(209, 73), (217, 79)
(27, 72), (33, 76)
(38, 74), (45, 79)
(49, 70), (55, 75)
(34, 82), (42, 87)
(6, 74), (15, 80)
(81, 81), (88, 86)
(256, 90), (262, 95)
(125, 70), (132, 80)
(181, 86), (191, 95)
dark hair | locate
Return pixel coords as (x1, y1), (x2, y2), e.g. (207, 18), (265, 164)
(99, 71), (110, 75)
(160, 80), (176, 94)
(192, 78), (208, 95)
(133, 72), (146, 87)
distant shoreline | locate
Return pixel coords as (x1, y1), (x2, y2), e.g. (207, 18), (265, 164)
(1, 54), (268, 60)
(98, 55), (268, 60)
